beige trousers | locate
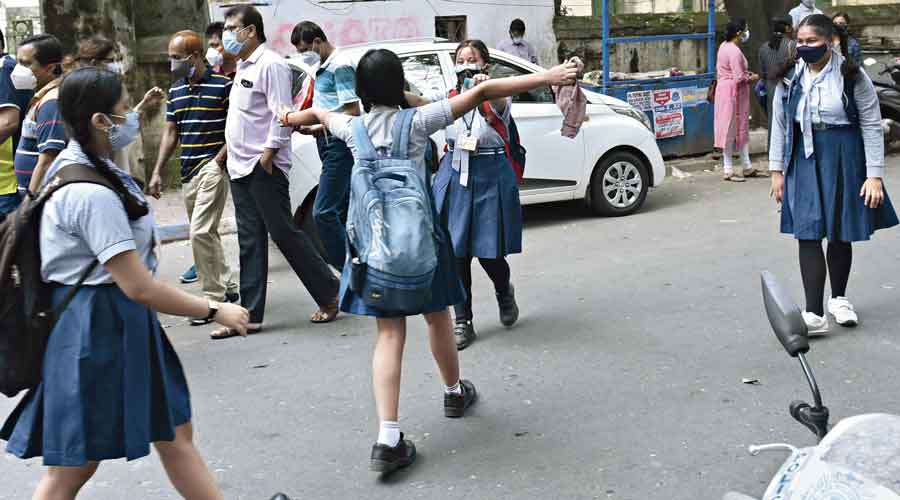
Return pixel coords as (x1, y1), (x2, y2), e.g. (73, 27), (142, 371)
(182, 161), (238, 300)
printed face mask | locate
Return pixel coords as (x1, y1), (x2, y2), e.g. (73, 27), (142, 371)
(797, 44), (828, 65)
(455, 63), (484, 80)
(206, 47), (223, 67)
(106, 111), (141, 151)
(11, 64), (37, 90)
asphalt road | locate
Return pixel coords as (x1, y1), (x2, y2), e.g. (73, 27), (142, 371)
(3, 169), (900, 500)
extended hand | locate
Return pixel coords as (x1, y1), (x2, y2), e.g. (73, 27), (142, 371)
(860, 177), (884, 208)
(214, 303), (250, 336)
(547, 61), (579, 87)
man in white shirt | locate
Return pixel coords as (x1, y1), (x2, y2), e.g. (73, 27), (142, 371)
(216, 4), (339, 339)
(496, 19), (538, 65)
(789, 0), (823, 29)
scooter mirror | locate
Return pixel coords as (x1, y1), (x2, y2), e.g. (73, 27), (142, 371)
(864, 57), (878, 67)
(761, 271), (809, 357)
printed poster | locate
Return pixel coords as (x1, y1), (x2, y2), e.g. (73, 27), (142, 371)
(626, 90), (653, 112)
(652, 88), (685, 139)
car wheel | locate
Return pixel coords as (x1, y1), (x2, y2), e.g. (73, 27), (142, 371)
(294, 193), (327, 258)
(589, 151), (649, 216)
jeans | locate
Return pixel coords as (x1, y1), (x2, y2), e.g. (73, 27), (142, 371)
(230, 164), (339, 323)
(314, 135), (354, 269)
(0, 191), (21, 218)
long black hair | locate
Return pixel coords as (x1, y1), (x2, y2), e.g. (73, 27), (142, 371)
(355, 49), (409, 113)
(724, 18), (747, 43)
(798, 13), (860, 80)
(58, 67), (147, 218)
(769, 16), (792, 50)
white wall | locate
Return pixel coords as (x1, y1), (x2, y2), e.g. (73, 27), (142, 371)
(208, 0), (558, 66)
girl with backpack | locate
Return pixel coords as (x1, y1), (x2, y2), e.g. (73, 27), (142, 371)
(279, 49), (578, 474)
(432, 39), (527, 350)
(769, 14), (898, 335)
(1, 67), (251, 499)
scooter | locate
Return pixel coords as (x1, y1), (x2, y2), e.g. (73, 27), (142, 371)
(864, 57), (900, 149)
(722, 271), (900, 500)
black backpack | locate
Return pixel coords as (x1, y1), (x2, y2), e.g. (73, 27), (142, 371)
(0, 164), (122, 397)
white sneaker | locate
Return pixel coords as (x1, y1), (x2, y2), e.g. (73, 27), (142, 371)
(802, 311), (830, 336)
(827, 297), (859, 327)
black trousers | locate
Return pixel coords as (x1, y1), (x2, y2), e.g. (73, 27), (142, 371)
(230, 164), (339, 323)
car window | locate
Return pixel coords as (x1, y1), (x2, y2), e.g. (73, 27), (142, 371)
(489, 59), (555, 104)
(401, 53), (446, 98)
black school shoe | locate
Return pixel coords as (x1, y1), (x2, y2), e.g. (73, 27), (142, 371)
(454, 320), (476, 350)
(370, 433), (417, 474)
(444, 379), (478, 418)
(496, 283), (519, 327)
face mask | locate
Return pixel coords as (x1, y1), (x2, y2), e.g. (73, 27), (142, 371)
(455, 63), (483, 79)
(106, 61), (124, 75)
(801, 0), (815, 7)
(511, 36), (524, 45)
(206, 47), (223, 68)
(299, 50), (320, 68)
(171, 56), (195, 81)
(797, 44), (828, 65)
(741, 30), (750, 43)
(106, 111), (140, 151)
(11, 64), (37, 90)
(835, 24), (848, 36)
(223, 27), (248, 56)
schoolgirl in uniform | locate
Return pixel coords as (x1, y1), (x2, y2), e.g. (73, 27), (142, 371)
(1, 67), (250, 500)
(769, 14), (898, 334)
(280, 49), (577, 474)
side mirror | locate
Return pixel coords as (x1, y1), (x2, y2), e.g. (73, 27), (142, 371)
(761, 271), (809, 357)
(863, 57), (878, 67)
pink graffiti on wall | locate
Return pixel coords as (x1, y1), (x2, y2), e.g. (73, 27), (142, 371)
(269, 16), (424, 55)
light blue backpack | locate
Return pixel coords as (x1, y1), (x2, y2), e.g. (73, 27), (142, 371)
(346, 108), (438, 314)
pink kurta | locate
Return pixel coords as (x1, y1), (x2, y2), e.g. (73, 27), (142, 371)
(714, 41), (750, 149)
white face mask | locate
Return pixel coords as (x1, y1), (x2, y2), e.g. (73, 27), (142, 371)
(11, 64), (37, 90)
(741, 30), (750, 43)
(206, 47), (223, 68)
(801, 0), (815, 8)
(299, 50), (320, 68)
(106, 61), (124, 75)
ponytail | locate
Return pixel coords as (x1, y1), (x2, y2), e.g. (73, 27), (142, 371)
(836, 28), (860, 81)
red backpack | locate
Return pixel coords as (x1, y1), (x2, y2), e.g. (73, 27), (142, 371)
(447, 89), (526, 184)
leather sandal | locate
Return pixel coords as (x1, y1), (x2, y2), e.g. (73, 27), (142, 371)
(310, 298), (339, 324)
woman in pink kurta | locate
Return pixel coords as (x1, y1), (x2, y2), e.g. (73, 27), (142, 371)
(715, 19), (760, 181)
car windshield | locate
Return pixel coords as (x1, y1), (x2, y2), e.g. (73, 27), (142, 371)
(821, 414), (900, 493)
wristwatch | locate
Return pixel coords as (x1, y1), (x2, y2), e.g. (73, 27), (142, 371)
(204, 299), (220, 321)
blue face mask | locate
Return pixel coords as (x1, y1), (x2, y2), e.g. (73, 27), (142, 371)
(107, 112), (140, 151)
(797, 44), (828, 65)
(223, 27), (248, 56)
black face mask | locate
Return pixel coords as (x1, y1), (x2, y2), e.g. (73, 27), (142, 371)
(835, 24), (849, 36)
(797, 44), (828, 65)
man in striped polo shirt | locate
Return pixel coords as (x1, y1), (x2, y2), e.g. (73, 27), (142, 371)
(150, 30), (239, 322)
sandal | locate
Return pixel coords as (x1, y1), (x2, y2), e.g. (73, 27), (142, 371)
(310, 299), (339, 324)
(210, 326), (262, 340)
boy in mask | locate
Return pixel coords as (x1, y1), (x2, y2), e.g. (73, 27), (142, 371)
(497, 19), (538, 65)
(0, 29), (32, 216)
(789, 0), (823, 29)
(12, 34), (65, 193)
(149, 30), (240, 321)
(205, 21), (237, 79)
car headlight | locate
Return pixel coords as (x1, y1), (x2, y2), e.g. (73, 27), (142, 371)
(610, 105), (653, 132)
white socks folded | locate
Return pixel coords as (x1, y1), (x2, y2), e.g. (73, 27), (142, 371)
(376, 381), (463, 448)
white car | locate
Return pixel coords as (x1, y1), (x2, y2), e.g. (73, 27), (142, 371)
(285, 39), (665, 240)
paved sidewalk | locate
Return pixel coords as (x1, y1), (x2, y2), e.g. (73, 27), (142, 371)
(150, 188), (237, 243)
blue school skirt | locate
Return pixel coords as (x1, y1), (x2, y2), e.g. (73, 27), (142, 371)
(338, 182), (466, 319)
(781, 126), (899, 242)
(433, 149), (523, 259)
(0, 285), (191, 466)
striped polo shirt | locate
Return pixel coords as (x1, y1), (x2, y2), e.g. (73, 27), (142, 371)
(314, 49), (358, 112)
(166, 67), (231, 183)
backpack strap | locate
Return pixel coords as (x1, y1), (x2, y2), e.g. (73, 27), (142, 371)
(35, 164), (117, 206)
(389, 108), (417, 160)
(350, 116), (378, 161)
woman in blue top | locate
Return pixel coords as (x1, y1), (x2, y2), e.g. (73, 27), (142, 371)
(280, 50), (578, 475)
(769, 15), (898, 335)
(0, 67), (250, 499)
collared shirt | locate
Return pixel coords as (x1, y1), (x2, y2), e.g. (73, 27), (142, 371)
(40, 140), (158, 285)
(314, 49), (359, 112)
(0, 53), (33, 195)
(14, 78), (66, 189)
(166, 67), (231, 183)
(789, 4), (823, 28)
(225, 43), (293, 179)
(497, 39), (538, 65)
(795, 51), (851, 158)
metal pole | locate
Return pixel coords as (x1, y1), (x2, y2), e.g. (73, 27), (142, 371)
(706, 0), (716, 73)
(602, 0), (610, 94)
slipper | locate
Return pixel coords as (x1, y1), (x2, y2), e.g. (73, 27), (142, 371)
(210, 326), (262, 340)
(310, 300), (339, 324)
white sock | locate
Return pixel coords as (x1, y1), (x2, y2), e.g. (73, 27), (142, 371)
(739, 143), (752, 169)
(377, 421), (400, 447)
(444, 381), (462, 395)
